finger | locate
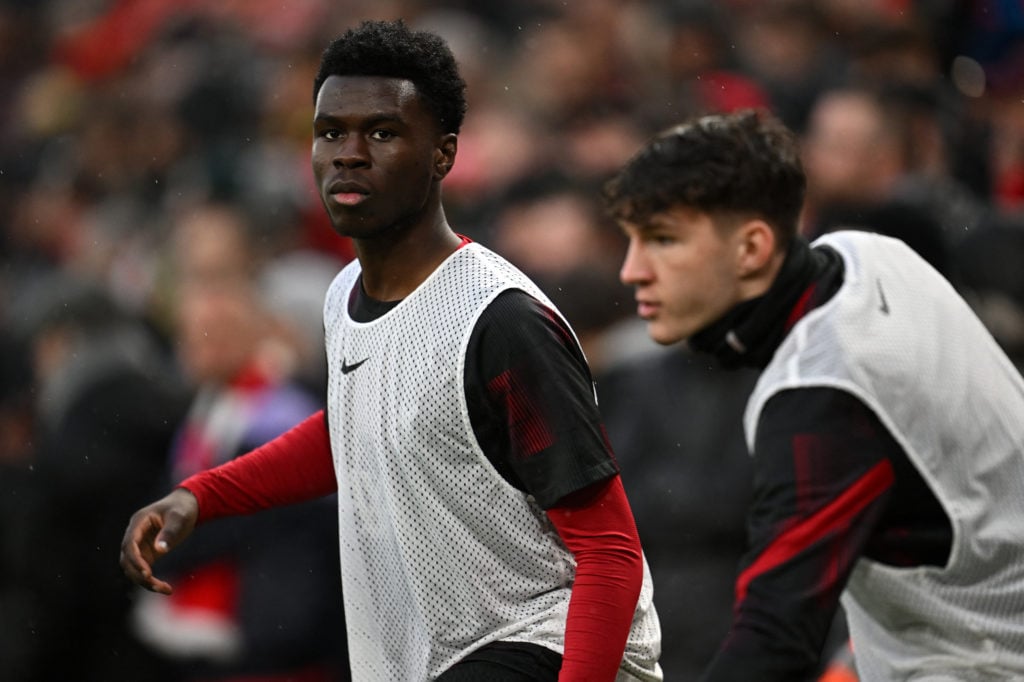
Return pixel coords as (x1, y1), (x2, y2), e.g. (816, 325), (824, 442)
(120, 539), (174, 595)
(120, 513), (161, 580)
(119, 552), (173, 594)
(120, 541), (153, 588)
(144, 574), (174, 595)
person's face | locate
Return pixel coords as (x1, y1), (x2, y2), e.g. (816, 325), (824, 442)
(802, 91), (894, 204)
(177, 279), (262, 384)
(311, 75), (452, 239)
(619, 206), (744, 345)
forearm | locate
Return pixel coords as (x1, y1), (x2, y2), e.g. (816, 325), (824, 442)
(547, 476), (643, 681)
(180, 410), (337, 522)
(700, 608), (828, 682)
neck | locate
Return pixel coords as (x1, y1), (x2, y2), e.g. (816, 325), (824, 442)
(689, 237), (819, 368)
(354, 206), (462, 301)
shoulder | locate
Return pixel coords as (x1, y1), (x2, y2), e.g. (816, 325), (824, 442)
(760, 386), (874, 430)
(476, 289), (575, 348)
(323, 260), (361, 314)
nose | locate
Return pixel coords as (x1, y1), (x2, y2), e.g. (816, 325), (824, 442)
(333, 135), (369, 169)
(619, 238), (650, 286)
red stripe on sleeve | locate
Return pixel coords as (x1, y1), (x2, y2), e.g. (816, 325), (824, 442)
(546, 476), (643, 682)
(180, 410), (337, 523)
(487, 368), (555, 457)
(734, 459), (894, 606)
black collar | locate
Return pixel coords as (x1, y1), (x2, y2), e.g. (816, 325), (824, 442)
(348, 276), (401, 323)
(688, 238), (836, 369)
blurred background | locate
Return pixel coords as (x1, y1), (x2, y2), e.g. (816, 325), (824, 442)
(1, 1), (1022, 680)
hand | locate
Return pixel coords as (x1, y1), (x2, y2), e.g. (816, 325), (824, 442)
(119, 487), (198, 595)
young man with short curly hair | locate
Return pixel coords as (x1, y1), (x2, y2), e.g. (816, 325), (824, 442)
(121, 19), (662, 682)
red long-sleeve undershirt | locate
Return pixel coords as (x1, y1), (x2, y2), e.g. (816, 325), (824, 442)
(180, 410), (336, 519)
(548, 476), (644, 681)
(179, 410), (642, 681)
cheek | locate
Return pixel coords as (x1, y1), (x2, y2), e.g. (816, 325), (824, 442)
(668, 255), (732, 312)
(310, 144), (328, 179)
(389, 163), (435, 213)
(408, 153), (438, 188)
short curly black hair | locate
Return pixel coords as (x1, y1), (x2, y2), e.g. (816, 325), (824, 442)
(313, 20), (467, 135)
(603, 109), (806, 246)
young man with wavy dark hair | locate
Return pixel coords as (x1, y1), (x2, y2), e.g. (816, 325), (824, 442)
(121, 19), (662, 682)
(606, 109), (1024, 681)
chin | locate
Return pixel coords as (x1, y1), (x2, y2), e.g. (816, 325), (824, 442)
(647, 323), (685, 346)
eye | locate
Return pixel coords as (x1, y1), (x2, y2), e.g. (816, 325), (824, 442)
(322, 129), (342, 141)
(646, 233), (676, 247)
(370, 129), (395, 141)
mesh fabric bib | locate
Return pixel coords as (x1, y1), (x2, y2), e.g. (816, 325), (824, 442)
(323, 243), (662, 680)
(746, 231), (1024, 680)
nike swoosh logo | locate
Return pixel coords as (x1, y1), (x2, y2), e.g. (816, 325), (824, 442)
(341, 357), (368, 374)
(876, 278), (890, 315)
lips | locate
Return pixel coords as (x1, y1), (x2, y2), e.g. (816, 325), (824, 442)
(636, 300), (659, 319)
(327, 179), (370, 206)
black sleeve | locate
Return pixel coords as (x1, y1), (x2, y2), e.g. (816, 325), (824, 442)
(701, 387), (899, 682)
(465, 288), (619, 509)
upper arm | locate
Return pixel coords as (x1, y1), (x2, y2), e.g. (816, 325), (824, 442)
(744, 387), (897, 594)
(749, 387), (896, 559)
(706, 387), (898, 679)
(465, 289), (618, 508)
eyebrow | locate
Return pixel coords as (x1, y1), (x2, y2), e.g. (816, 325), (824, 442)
(632, 217), (670, 233)
(618, 220), (659, 237)
(313, 112), (405, 127)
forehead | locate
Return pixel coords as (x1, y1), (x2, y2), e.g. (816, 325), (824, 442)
(623, 205), (708, 232)
(314, 74), (424, 118)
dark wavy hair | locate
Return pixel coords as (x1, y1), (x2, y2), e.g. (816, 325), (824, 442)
(603, 109), (806, 246)
(313, 20), (467, 135)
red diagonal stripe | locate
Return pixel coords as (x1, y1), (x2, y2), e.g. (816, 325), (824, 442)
(488, 368), (554, 457)
(735, 459), (894, 605)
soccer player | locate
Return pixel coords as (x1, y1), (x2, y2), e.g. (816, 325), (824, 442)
(120, 19), (662, 682)
(604, 109), (1024, 680)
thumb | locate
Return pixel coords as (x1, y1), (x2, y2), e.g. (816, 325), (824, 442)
(154, 522), (178, 554)
(154, 533), (171, 554)
(153, 489), (198, 553)
(154, 510), (188, 552)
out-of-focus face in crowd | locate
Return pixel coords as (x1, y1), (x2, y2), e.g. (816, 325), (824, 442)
(172, 205), (266, 385)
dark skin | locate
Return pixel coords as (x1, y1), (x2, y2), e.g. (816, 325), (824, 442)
(313, 75), (462, 300)
(120, 74), (464, 593)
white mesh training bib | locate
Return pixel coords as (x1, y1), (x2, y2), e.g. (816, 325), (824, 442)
(323, 243), (662, 681)
(746, 231), (1024, 680)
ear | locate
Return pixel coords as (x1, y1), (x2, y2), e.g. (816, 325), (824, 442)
(734, 219), (778, 279)
(434, 133), (458, 180)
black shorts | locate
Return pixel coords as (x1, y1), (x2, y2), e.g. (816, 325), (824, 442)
(436, 641), (562, 681)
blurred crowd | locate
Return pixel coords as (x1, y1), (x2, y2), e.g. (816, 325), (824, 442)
(1, 0), (1022, 680)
